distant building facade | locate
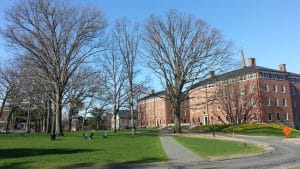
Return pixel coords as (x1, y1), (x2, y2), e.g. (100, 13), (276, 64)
(138, 91), (190, 128)
(111, 110), (138, 130)
(0, 108), (11, 132)
(138, 58), (300, 128)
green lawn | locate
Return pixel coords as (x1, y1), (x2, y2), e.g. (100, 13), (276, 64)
(174, 136), (264, 159)
(0, 129), (167, 169)
(192, 123), (300, 137)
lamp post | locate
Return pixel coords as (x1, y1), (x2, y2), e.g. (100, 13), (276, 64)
(211, 116), (215, 138)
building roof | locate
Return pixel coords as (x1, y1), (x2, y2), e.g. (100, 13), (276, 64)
(138, 90), (166, 101)
(117, 110), (138, 119)
(189, 65), (300, 91)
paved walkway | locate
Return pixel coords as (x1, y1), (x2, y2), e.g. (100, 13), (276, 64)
(159, 130), (204, 166)
(76, 131), (300, 169)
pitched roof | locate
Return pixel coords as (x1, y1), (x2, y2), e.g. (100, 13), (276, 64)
(138, 90), (166, 101)
(189, 65), (300, 91)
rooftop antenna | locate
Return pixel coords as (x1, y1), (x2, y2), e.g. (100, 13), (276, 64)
(240, 48), (246, 68)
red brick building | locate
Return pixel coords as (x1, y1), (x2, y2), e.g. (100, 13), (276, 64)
(0, 108), (11, 132)
(138, 91), (190, 127)
(138, 58), (300, 129)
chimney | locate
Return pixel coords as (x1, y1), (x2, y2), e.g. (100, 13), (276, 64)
(248, 58), (256, 67)
(151, 89), (155, 94)
(279, 64), (286, 72)
(208, 71), (215, 78)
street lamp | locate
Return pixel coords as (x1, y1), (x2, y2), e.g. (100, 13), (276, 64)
(211, 116), (215, 138)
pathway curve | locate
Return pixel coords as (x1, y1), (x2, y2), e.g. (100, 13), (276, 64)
(77, 131), (300, 169)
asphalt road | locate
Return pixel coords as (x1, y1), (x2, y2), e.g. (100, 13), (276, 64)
(79, 132), (300, 169)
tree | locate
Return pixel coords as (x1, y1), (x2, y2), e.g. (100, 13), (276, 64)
(113, 18), (140, 134)
(89, 107), (107, 130)
(64, 67), (98, 132)
(215, 79), (260, 124)
(1, 0), (107, 136)
(144, 10), (233, 133)
(98, 43), (127, 132)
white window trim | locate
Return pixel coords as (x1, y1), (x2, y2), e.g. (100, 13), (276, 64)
(268, 113), (272, 121)
(273, 84), (278, 92)
(267, 98), (271, 106)
(276, 112), (280, 121)
(264, 84), (269, 92)
(282, 85), (286, 93)
(282, 98), (287, 107)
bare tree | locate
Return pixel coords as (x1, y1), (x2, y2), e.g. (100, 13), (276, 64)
(98, 44), (128, 132)
(64, 67), (98, 131)
(144, 10), (233, 133)
(1, 0), (107, 135)
(113, 18), (140, 134)
(215, 79), (260, 124)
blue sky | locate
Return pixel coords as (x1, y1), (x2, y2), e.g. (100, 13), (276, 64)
(0, 0), (299, 90)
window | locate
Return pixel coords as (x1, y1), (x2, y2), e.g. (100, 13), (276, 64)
(242, 100), (247, 108)
(218, 116), (221, 121)
(241, 88), (246, 95)
(243, 113), (247, 122)
(282, 99), (287, 107)
(273, 84), (278, 92)
(291, 87), (295, 95)
(192, 117), (195, 122)
(197, 117), (200, 122)
(226, 114), (230, 121)
(274, 98), (279, 106)
(253, 113), (258, 120)
(209, 104), (213, 111)
(264, 84), (269, 92)
(267, 98), (271, 106)
(250, 84), (255, 93)
(281, 85), (286, 93)
(293, 101), (297, 108)
(224, 103), (229, 110)
(268, 113), (272, 121)
(276, 112), (280, 120)
(251, 99), (256, 107)
(285, 113), (289, 121)
(217, 103), (220, 110)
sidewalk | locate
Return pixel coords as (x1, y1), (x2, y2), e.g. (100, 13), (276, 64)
(159, 130), (204, 166)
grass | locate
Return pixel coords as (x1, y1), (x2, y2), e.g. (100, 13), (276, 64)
(0, 129), (167, 169)
(174, 135), (264, 159)
(191, 123), (300, 137)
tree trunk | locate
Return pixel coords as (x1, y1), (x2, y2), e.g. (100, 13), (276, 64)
(96, 120), (99, 130)
(173, 100), (181, 133)
(55, 91), (64, 136)
(46, 101), (52, 133)
(0, 91), (8, 120)
(51, 112), (56, 134)
(114, 113), (117, 132)
(26, 105), (31, 133)
(5, 107), (14, 133)
(130, 94), (135, 135)
(68, 116), (72, 132)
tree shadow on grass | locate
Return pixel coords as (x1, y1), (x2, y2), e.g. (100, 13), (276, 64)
(0, 162), (30, 169)
(66, 157), (167, 169)
(0, 148), (99, 159)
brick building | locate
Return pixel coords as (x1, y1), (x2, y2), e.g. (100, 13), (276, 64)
(138, 58), (300, 128)
(0, 108), (11, 132)
(138, 91), (190, 127)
